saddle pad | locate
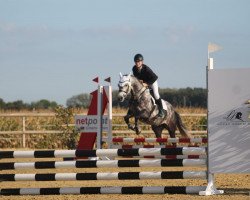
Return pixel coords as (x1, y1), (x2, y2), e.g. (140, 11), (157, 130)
(151, 97), (167, 111)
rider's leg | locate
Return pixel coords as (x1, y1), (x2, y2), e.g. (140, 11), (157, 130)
(156, 98), (164, 117)
(150, 81), (165, 117)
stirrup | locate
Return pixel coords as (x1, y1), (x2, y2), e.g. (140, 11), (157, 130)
(158, 109), (165, 117)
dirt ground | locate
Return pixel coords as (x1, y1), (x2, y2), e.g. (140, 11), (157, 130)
(0, 157), (249, 200)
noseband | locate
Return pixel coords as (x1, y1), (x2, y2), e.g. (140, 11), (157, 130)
(118, 75), (132, 96)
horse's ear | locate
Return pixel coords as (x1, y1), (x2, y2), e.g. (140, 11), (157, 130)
(119, 72), (123, 78)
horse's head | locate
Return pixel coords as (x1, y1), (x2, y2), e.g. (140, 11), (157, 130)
(117, 72), (132, 102)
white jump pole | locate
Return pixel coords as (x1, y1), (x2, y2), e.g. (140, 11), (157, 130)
(97, 85), (103, 149)
(105, 85), (113, 149)
(199, 56), (223, 196)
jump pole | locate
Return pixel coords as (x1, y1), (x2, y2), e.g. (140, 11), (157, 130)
(199, 56), (223, 196)
(97, 84), (103, 149)
(103, 77), (113, 149)
(0, 186), (207, 195)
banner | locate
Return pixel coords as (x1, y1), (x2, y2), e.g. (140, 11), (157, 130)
(208, 68), (250, 173)
(75, 115), (109, 132)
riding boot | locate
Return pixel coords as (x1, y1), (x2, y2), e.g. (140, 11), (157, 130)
(156, 98), (165, 117)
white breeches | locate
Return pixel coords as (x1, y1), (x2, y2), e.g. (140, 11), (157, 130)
(149, 81), (160, 100)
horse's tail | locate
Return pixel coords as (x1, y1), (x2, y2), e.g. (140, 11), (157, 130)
(175, 111), (193, 138)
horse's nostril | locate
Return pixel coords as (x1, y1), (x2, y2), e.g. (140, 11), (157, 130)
(118, 96), (124, 102)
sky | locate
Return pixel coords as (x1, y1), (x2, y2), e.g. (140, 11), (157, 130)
(0, 0), (250, 105)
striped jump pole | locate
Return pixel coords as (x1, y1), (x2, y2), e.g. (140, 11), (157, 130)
(0, 147), (206, 159)
(107, 144), (207, 159)
(0, 171), (207, 181)
(0, 171), (206, 181)
(116, 155), (207, 159)
(0, 159), (206, 170)
(112, 145), (207, 150)
(112, 137), (208, 143)
(0, 186), (207, 195)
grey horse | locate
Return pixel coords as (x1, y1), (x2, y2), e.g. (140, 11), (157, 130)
(117, 73), (192, 138)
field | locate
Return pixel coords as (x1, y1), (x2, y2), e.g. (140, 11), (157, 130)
(0, 108), (249, 199)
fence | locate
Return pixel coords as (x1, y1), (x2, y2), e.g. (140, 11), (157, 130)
(0, 113), (206, 148)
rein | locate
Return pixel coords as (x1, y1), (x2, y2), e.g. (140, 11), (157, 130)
(131, 84), (148, 102)
(118, 75), (148, 102)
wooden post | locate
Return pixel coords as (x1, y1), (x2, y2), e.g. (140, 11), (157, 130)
(22, 116), (26, 148)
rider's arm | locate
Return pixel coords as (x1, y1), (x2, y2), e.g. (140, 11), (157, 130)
(138, 79), (148, 87)
(144, 65), (158, 85)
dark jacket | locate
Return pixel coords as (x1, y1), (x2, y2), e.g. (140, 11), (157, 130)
(132, 64), (158, 85)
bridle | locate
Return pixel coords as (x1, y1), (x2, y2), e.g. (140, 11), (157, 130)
(118, 77), (131, 96)
(118, 75), (147, 101)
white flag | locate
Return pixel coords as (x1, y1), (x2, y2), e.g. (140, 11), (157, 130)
(208, 42), (223, 53)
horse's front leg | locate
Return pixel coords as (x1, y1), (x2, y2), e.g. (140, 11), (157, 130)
(134, 116), (141, 135)
(124, 109), (135, 131)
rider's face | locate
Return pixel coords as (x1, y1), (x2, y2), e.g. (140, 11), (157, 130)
(135, 60), (143, 68)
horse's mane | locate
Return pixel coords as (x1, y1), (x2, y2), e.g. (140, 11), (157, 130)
(129, 74), (143, 86)
(121, 73), (144, 87)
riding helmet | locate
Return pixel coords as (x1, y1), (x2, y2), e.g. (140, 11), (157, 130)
(134, 54), (144, 62)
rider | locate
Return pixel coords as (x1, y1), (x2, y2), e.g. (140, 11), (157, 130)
(132, 53), (165, 117)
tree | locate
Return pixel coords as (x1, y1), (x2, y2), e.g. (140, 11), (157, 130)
(30, 99), (58, 109)
(112, 87), (207, 108)
(66, 94), (90, 108)
(0, 98), (5, 109)
(5, 100), (25, 110)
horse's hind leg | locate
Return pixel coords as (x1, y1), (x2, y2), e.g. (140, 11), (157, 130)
(168, 129), (176, 138)
(164, 123), (176, 138)
(152, 125), (165, 145)
(151, 125), (164, 138)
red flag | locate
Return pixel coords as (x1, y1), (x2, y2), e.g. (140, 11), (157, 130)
(92, 77), (99, 83)
(104, 77), (111, 83)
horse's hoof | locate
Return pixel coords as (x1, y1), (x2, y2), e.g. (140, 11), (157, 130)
(135, 127), (141, 135)
(128, 124), (134, 131)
